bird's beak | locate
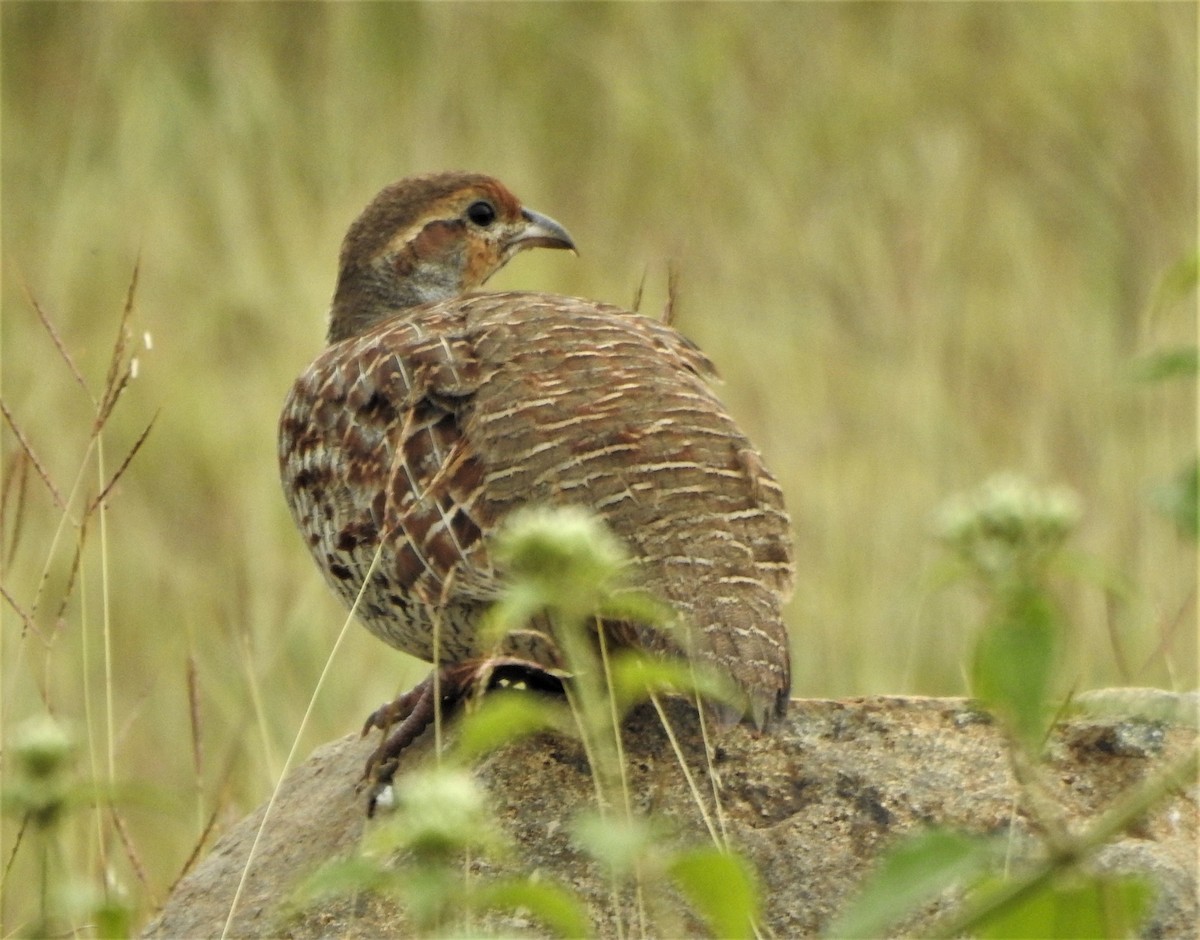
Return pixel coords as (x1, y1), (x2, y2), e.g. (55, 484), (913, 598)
(512, 208), (577, 253)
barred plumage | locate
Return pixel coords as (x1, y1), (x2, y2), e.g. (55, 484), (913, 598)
(279, 173), (793, 786)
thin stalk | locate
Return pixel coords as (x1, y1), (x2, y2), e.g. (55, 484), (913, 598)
(237, 631), (279, 784)
(78, 547), (110, 891)
(649, 694), (721, 847)
(220, 542), (385, 940)
(931, 750), (1199, 938)
(692, 691), (731, 847)
(597, 627), (647, 938)
(563, 686), (626, 940)
(97, 437), (116, 788)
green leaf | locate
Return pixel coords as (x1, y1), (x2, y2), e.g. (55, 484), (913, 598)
(571, 811), (662, 876)
(1143, 252), (1199, 326)
(492, 505), (630, 617)
(1072, 687), (1200, 727)
(598, 588), (675, 629)
(608, 650), (741, 716)
(976, 874), (1152, 938)
(971, 587), (1060, 748)
(468, 877), (595, 938)
(1150, 458), (1198, 542)
(1132, 346), (1198, 383)
(825, 829), (993, 938)
(480, 582), (550, 647)
(289, 856), (400, 907)
(364, 767), (499, 860)
(402, 865), (463, 930)
(92, 898), (133, 940)
(668, 847), (760, 940)
(454, 689), (572, 763)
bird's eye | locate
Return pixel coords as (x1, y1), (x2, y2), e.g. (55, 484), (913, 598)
(466, 200), (497, 227)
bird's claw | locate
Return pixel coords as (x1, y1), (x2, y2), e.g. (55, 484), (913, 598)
(359, 657), (568, 816)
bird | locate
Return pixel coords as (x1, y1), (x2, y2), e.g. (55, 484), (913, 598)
(278, 172), (793, 800)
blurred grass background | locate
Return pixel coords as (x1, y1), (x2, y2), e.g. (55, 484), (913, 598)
(1, 2), (1195, 931)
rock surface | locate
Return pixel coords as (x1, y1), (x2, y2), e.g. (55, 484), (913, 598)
(144, 695), (1197, 938)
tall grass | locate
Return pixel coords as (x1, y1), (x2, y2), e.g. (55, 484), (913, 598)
(1, 3), (1194, 931)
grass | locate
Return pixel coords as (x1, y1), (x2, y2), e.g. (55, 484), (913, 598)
(1, 3), (1195, 933)
(288, 507), (763, 938)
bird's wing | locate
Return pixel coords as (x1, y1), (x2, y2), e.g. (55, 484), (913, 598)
(281, 291), (793, 719)
(459, 293), (794, 722)
(279, 306), (502, 626)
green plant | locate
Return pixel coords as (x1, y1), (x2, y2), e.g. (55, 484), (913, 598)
(1134, 252), (1199, 543)
(2, 714), (133, 938)
(291, 506), (761, 938)
(936, 473), (1082, 748)
(1, 276), (154, 937)
(827, 475), (1195, 938)
(2, 7), (1193, 930)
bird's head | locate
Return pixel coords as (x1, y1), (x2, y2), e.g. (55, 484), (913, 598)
(327, 172), (576, 343)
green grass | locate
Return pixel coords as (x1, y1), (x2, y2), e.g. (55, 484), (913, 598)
(1, 3), (1195, 933)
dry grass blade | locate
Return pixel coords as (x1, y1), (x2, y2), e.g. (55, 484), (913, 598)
(2, 815), (31, 885)
(1, 451), (32, 566)
(1103, 594), (1132, 684)
(169, 747), (241, 895)
(170, 800), (223, 895)
(95, 371), (133, 438)
(0, 581), (45, 642)
(1139, 585), (1197, 678)
(110, 806), (151, 895)
(85, 413), (158, 517)
(52, 535), (86, 623)
(0, 400), (67, 513)
(94, 262), (140, 434)
(648, 694), (723, 848)
(631, 265), (648, 313)
(662, 260), (681, 327)
(187, 654), (204, 784)
(18, 272), (93, 401)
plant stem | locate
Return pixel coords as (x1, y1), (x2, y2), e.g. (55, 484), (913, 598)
(931, 750), (1198, 937)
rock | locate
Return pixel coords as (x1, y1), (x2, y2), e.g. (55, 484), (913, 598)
(143, 695), (1197, 938)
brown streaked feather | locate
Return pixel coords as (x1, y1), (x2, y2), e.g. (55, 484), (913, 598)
(280, 289), (793, 721)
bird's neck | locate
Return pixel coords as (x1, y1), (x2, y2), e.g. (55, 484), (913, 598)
(327, 265), (463, 344)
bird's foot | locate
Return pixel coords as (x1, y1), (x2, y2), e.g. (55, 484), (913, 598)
(360, 657), (567, 815)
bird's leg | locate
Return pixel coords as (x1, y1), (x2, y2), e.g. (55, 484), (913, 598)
(361, 662), (476, 802)
(361, 657), (567, 815)
(360, 682), (430, 738)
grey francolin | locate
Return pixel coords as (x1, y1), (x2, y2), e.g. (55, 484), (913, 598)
(278, 172), (793, 799)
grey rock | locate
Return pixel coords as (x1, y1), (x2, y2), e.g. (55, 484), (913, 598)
(143, 695), (1198, 938)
